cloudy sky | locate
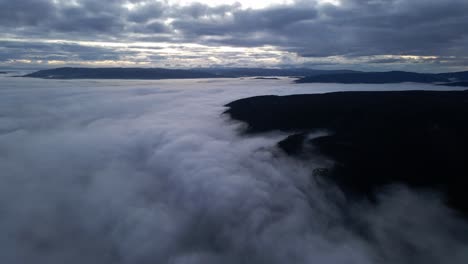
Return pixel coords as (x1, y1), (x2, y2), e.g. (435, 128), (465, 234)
(1, 0), (467, 72)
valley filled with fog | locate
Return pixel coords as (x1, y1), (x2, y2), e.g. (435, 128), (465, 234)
(1, 76), (467, 264)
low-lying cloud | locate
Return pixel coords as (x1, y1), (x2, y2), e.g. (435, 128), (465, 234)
(0, 77), (467, 263)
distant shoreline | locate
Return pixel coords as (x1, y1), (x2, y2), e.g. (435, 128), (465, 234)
(23, 67), (468, 86)
(22, 67), (355, 80)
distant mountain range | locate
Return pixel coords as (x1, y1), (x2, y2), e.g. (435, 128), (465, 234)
(23, 67), (356, 80)
(199, 68), (357, 77)
(295, 70), (468, 84)
(24, 67), (220, 80)
(23, 67), (468, 85)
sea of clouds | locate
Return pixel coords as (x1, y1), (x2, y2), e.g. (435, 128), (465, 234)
(0, 76), (467, 264)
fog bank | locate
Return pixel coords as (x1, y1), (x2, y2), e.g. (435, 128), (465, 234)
(0, 77), (467, 264)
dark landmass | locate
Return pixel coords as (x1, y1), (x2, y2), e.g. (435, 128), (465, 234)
(24, 67), (221, 79)
(437, 71), (468, 81)
(439, 82), (468, 87)
(24, 67), (468, 86)
(253, 77), (280, 80)
(0, 71), (8, 74)
(200, 68), (358, 77)
(225, 91), (468, 216)
(295, 71), (454, 84)
(24, 67), (359, 80)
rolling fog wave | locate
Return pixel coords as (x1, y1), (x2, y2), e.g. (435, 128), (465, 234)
(0, 77), (467, 264)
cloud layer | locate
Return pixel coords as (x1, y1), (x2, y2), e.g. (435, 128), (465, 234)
(1, 77), (468, 263)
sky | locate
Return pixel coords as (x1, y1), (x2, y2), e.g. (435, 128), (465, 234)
(0, 0), (467, 72)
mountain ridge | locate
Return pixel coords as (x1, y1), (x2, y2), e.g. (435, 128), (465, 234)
(23, 67), (359, 79)
(225, 90), (468, 216)
(295, 70), (468, 84)
(23, 67), (468, 85)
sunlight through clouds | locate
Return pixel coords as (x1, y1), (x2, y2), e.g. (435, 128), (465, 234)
(0, 0), (467, 71)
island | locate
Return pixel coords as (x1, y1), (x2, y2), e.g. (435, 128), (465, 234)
(225, 90), (468, 216)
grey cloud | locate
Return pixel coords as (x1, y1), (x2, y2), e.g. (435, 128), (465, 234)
(169, 0), (468, 61)
(172, 4), (318, 37)
(368, 58), (412, 64)
(139, 21), (171, 33)
(0, 0), (56, 26)
(127, 1), (165, 23)
(0, 0), (129, 36)
(0, 0), (467, 69)
(287, 0), (468, 57)
(175, 2), (239, 19)
(0, 41), (134, 62)
(50, 0), (127, 34)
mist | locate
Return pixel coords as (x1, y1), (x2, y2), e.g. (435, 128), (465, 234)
(0, 77), (467, 264)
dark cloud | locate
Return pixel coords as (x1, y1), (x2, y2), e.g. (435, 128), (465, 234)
(167, 0), (468, 62)
(0, 0), (55, 26)
(171, 4), (318, 38)
(0, 0), (467, 69)
(0, 41), (133, 62)
(139, 21), (171, 34)
(127, 1), (165, 23)
(285, 0), (468, 58)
